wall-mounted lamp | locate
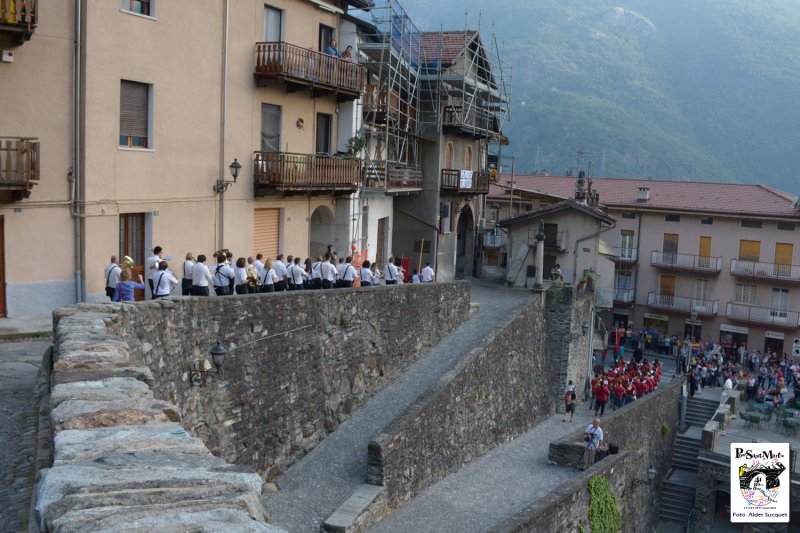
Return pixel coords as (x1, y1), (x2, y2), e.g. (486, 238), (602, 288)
(189, 341), (228, 387)
(632, 466), (658, 488)
(581, 322), (590, 337)
(213, 158), (242, 194)
(209, 342), (227, 377)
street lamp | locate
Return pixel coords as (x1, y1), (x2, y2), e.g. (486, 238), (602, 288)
(213, 158), (242, 193)
(209, 342), (227, 377)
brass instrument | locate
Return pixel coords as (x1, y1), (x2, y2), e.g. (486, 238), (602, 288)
(214, 249), (230, 263)
(120, 256), (135, 273)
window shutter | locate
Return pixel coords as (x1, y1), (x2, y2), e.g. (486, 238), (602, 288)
(120, 80), (149, 137)
(253, 208), (280, 258)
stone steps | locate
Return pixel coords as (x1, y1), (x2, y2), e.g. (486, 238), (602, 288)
(659, 479), (696, 523)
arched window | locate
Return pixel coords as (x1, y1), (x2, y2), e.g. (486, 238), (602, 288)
(445, 142), (453, 170)
(464, 145), (472, 170)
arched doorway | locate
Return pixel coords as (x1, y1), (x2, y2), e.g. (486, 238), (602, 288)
(309, 205), (336, 258)
(455, 204), (475, 278)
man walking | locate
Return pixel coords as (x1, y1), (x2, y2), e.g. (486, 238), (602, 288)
(582, 418), (604, 470)
(562, 380), (576, 422)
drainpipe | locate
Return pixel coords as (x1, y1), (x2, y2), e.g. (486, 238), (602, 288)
(71, 0), (84, 302)
(217, 0), (230, 249)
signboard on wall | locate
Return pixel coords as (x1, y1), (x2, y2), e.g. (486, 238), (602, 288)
(765, 331), (785, 340)
(643, 312), (669, 321)
(721, 324), (749, 334)
(459, 170), (473, 188)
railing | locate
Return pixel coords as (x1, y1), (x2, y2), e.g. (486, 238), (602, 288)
(364, 162), (422, 191)
(612, 247), (638, 262)
(253, 152), (360, 192)
(0, 0), (36, 34)
(614, 289), (634, 303)
(544, 231), (565, 251)
(647, 292), (719, 316)
(730, 259), (800, 283)
(650, 250), (722, 273)
(440, 169), (489, 194)
(255, 42), (367, 95)
(442, 104), (501, 135)
(726, 302), (800, 328)
(0, 137), (39, 197)
(483, 234), (502, 248)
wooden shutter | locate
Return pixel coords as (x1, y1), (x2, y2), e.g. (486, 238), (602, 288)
(774, 243), (793, 266)
(253, 208), (280, 258)
(120, 80), (149, 137)
(738, 240), (760, 261)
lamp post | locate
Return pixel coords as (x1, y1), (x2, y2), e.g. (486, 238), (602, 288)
(214, 158), (241, 193)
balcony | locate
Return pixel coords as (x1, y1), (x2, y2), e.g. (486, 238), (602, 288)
(362, 86), (416, 129)
(647, 292), (719, 317)
(543, 231), (566, 251)
(441, 169), (489, 195)
(613, 289), (635, 304)
(363, 162), (422, 193)
(0, 137), (39, 201)
(726, 302), (800, 329)
(650, 250), (722, 274)
(442, 103), (501, 139)
(0, 0), (36, 46)
(254, 42), (367, 101)
(483, 234), (503, 250)
(611, 247), (638, 264)
(730, 259), (800, 284)
(253, 152), (360, 196)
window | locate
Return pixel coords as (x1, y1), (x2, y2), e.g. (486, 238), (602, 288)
(665, 214), (680, 222)
(119, 80), (151, 148)
(777, 222), (796, 231)
(444, 142), (453, 170)
(662, 233), (679, 264)
(738, 240), (761, 261)
(319, 24), (334, 52)
(701, 216), (713, 225)
(124, 0), (152, 16)
(621, 211), (636, 219)
(694, 279), (709, 301)
(735, 284), (756, 304)
(315, 113), (332, 154)
(260, 103), (281, 152)
(615, 270), (633, 290)
(771, 288), (789, 311)
(464, 145), (472, 170)
(263, 6), (283, 42)
(741, 219), (762, 228)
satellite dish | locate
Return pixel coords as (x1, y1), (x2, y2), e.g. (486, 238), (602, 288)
(793, 196), (800, 210)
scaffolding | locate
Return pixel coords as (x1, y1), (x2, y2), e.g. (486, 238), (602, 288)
(358, 0), (424, 192)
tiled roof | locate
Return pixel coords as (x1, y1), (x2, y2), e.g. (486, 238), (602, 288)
(499, 199), (616, 228)
(419, 31), (477, 64)
(491, 175), (800, 219)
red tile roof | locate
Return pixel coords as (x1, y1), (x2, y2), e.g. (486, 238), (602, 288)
(419, 31), (477, 64)
(499, 199), (615, 228)
(489, 175), (800, 219)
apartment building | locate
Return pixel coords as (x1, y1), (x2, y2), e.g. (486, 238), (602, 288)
(499, 175), (800, 354)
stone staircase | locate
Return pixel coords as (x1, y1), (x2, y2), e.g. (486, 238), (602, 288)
(659, 470), (697, 524)
(671, 431), (701, 471)
(685, 395), (718, 428)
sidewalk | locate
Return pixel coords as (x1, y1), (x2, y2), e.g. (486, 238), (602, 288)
(0, 316), (52, 341)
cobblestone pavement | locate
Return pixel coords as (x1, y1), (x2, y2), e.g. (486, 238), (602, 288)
(0, 341), (49, 532)
(263, 281), (533, 532)
(370, 410), (598, 533)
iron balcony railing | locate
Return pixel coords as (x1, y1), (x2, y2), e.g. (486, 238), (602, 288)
(612, 247), (638, 262)
(363, 162), (422, 191)
(647, 292), (719, 316)
(254, 42), (366, 98)
(0, 137), (39, 200)
(730, 259), (800, 283)
(253, 152), (360, 194)
(440, 169), (489, 194)
(650, 250), (722, 273)
(483, 234), (503, 248)
(726, 303), (800, 328)
(614, 289), (634, 303)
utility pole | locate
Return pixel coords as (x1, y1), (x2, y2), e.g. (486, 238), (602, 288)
(509, 156), (516, 217)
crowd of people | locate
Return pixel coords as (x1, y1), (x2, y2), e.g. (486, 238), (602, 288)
(103, 245), (437, 302)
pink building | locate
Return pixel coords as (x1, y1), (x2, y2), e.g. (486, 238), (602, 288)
(490, 175), (800, 355)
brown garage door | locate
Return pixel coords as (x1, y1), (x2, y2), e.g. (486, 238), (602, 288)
(253, 208), (280, 258)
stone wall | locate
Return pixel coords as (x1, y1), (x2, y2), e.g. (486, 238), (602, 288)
(367, 295), (556, 510)
(105, 283), (469, 480)
(545, 286), (593, 409)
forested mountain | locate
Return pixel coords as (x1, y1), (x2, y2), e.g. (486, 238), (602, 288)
(399, 0), (800, 193)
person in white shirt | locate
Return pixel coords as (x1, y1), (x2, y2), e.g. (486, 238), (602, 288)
(234, 257), (249, 295)
(191, 255), (214, 296)
(212, 254), (236, 296)
(253, 254), (266, 281)
(411, 269), (421, 284)
(421, 262), (435, 283)
(152, 261), (178, 298)
(320, 254), (337, 289)
(258, 259), (279, 293)
(582, 418), (604, 470)
(181, 253), (195, 296)
(339, 256), (358, 288)
(310, 256), (323, 290)
(395, 260), (405, 285)
(384, 256), (398, 285)
(104, 256), (122, 300)
(284, 255), (294, 289)
(336, 258), (347, 288)
(360, 260), (373, 288)
(288, 257), (307, 290)
(145, 246), (164, 299)
(273, 254), (287, 292)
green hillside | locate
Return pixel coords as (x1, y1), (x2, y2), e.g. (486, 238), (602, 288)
(399, 0), (800, 193)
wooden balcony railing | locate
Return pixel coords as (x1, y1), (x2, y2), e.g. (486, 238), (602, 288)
(730, 259), (800, 283)
(364, 162), (422, 192)
(0, 137), (39, 200)
(726, 302), (800, 329)
(255, 42), (367, 100)
(647, 292), (719, 316)
(0, 0), (36, 44)
(253, 152), (360, 195)
(650, 250), (722, 274)
(440, 169), (489, 194)
(442, 104), (501, 137)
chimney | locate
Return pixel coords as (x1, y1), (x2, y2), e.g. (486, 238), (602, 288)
(575, 171), (587, 204)
(637, 187), (650, 202)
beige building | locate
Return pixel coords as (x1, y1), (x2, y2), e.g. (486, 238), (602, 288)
(500, 175), (800, 355)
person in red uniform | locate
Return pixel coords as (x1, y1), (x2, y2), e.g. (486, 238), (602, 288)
(594, 380), (610, 416)
(613, 380), (626, 411)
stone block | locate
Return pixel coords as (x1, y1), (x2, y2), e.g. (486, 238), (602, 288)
(53, 363), (154, 388)
(713, 405), (730, 430)
(323, 483), (385, 532)
(51, 377), (152, 408)
(51, 398), (181, 432)
(701, 421), (719, 451)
